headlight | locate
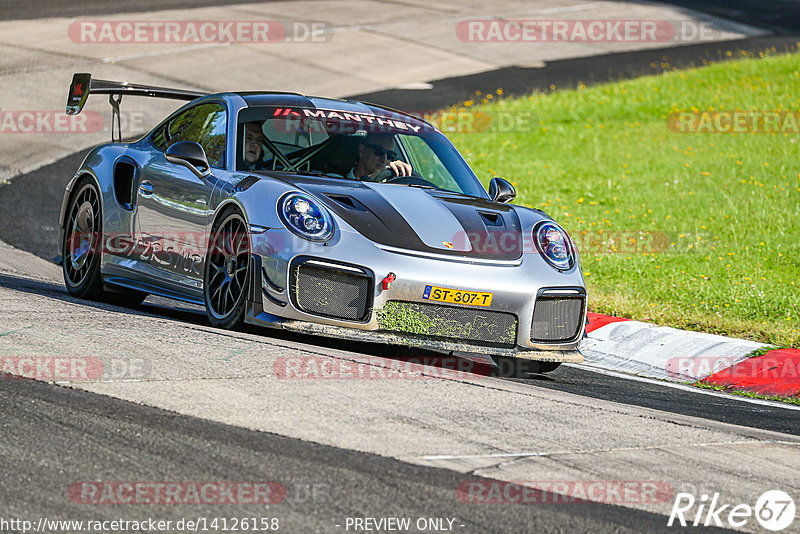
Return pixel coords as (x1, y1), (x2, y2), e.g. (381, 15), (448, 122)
(534, 221), (574, 271)
(278, 192), (334, 242)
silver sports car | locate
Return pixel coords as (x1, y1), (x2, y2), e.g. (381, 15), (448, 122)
(61, 73), (586, 373)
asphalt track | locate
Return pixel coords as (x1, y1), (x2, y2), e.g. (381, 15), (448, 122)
(1, 1), (798, 433)
(2, 258), (800, 437)
(6, 376), (718, 534)
(1, 2), (799, 532)
(4, 0), (800, 33)
(0, 0), (281, 21)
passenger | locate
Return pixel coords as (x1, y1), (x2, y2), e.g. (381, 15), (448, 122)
(348, 133), (412, 181)
(241, 121), (267, 170)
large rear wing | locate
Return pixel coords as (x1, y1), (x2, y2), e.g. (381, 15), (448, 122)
(66, 73), (208, 142)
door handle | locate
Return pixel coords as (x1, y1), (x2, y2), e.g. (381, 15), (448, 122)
(139, 181), (154, 196)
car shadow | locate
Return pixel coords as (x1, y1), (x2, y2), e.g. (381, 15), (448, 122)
(0, 272), (556, 381)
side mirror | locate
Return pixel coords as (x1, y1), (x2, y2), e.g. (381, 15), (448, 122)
(165, 141), (211, 178)
(489, 177), (516, 203)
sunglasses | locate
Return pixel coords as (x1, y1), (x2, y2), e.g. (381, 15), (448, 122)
(365, 143), (397, 161)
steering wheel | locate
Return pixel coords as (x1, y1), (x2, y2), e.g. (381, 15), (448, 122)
(372, 167), (438, 188)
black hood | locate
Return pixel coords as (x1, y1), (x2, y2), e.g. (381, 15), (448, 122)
(273, 174), (523, 261)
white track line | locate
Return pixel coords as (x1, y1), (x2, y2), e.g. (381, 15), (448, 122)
(421, 439), (800, 461)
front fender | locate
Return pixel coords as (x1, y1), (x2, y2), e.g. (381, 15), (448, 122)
(213, 176), (307, 230)
(59, 151), (103, 230)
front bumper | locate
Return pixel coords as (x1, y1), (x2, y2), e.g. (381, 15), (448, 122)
(244, 226), (586, 363)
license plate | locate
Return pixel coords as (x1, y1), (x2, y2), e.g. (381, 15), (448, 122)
(422, 285), (493, 307)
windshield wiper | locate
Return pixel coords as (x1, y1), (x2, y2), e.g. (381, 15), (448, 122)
(400, 183), (438, 190)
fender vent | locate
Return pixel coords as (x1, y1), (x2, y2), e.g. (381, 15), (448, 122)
(235, 175), (260, 192)
(324, 194), (368, 212)
(113, 159), (138, 210)
(479, 212), (503, 227)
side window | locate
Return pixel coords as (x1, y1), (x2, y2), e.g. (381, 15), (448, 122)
(166, 103), (227, 168)
(150, 123), (168, 150)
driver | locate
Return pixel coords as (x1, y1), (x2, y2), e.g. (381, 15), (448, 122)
(241, 121), (267, 170)
(348, 133), (412, 181)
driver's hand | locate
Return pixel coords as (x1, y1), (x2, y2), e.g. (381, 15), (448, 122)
(369, 160), (413, 180)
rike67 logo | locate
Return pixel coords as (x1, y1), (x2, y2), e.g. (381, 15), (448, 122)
(668, 490), (795, 531)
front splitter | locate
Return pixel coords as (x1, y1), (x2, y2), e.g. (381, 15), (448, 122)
(246, 307), (583, 364)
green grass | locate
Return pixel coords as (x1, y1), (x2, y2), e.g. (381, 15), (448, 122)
(377, 301), (517, 345)
(693, 381), (800, 405)
(377, 301), (438, 335)
(446, 48), (800, 347)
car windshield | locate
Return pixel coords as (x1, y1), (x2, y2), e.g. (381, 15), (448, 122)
(236, 106), (487, 198)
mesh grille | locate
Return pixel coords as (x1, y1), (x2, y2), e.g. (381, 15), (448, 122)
(531, 297), (584, 342)
(378, 301), (517, 347)
(293, 263), (371, 321)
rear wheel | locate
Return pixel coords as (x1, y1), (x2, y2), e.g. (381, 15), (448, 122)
(492, 356), (562, 377)
(63, 180), (104, 299)
(62, 177), (146, 306)
(204, 209), (251, 329)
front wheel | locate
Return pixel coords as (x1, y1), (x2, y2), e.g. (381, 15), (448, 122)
(492, 356), (562, 377)
(204, 209), (251, 329)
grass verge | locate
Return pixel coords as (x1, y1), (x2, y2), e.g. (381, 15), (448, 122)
(446, 47), (800, 346)
(693, 381), (800, 406)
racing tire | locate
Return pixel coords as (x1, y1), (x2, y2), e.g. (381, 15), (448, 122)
(204, 208), (251, 329)
(62, 177), (147, 307)
(492, 356), (562, 378)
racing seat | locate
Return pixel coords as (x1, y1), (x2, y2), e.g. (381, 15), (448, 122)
(313, 136), (361, 178)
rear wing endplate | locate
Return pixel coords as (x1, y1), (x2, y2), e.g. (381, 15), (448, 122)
(66, 72), (208, 142)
